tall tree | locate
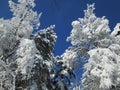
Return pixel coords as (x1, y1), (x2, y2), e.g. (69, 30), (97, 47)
(0, 0), (75, 90)
(65, 3), (120, 90)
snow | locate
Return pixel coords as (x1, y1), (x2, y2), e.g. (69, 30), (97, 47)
(9, 0), (40, 38)
(83, 48), (120, 89)
(1, 1), (120, 90)
(66, 3), (120, 90)
(111, 23), (120, 36)
(72, 21), (80, 28)
(57, 81), (65, 90)
(61, 49), (78, 68)
(100, 70), (112, 89)
(73, 85), (81, 90)
(0, 0), (57, 90)
(109, 44), (120, 56)
(16, 38), (39, 74)
(60, 69), (69, 77)
(30, 81), (38, 90)
(43, 60), (53, 72)
(68, 4), (110, 47)
(18, 0), (35, 8)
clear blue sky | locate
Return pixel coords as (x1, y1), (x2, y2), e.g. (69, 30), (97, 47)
(0, 0), (120, 56)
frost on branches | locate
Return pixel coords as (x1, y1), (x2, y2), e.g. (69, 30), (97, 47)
(0, 0), (76, 90)
(1, 0), (120, 90)
(66, 3), (120, 90)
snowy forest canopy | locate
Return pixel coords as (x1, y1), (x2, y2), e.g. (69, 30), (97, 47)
(0, 0), (120, 90)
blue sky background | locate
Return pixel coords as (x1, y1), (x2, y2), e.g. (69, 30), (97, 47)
(0, 0), (120, 85)
(0, 0), (120, 56)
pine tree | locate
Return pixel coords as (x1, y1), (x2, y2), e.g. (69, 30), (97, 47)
(0, 0), (75, 90)
(66, 3), (120, 90)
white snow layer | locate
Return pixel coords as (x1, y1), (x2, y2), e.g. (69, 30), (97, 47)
(16, 38), (39, 74)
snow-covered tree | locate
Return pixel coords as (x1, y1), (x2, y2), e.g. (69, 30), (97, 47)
(0, 0), (76, 90)
(15, 26), (57, 90)
(2, 0), (120, 90)
(0, 0), (41, 89)
(65, 4), (112, 74)
(65, 3), (120, 90)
